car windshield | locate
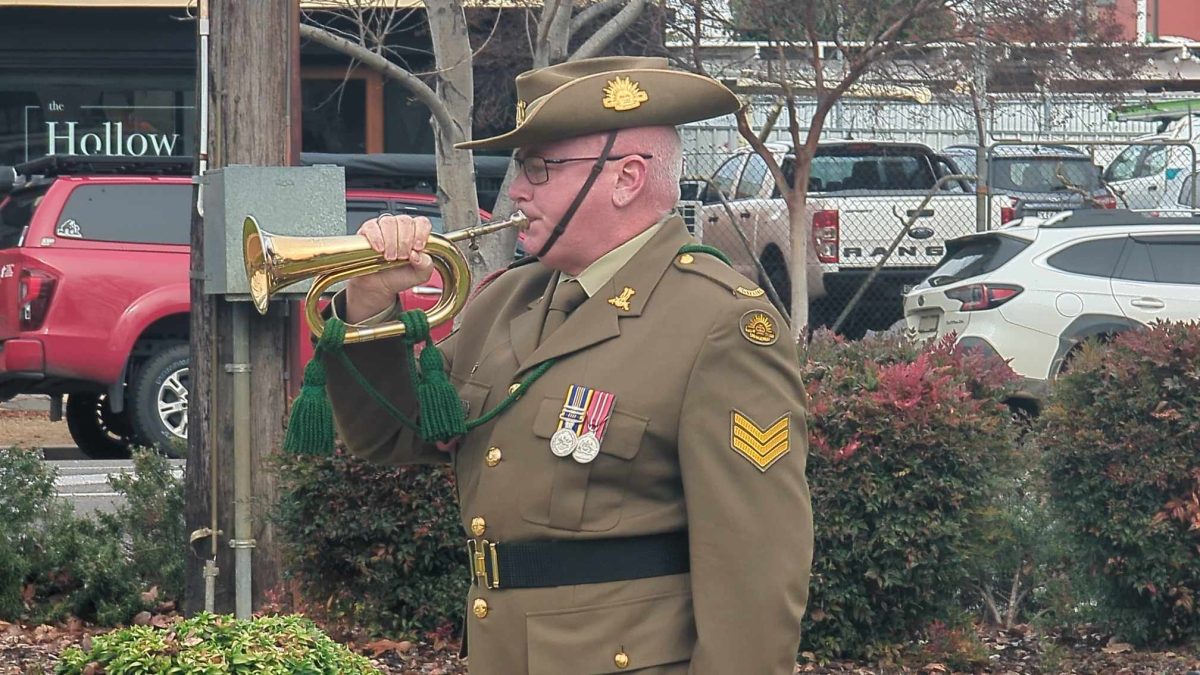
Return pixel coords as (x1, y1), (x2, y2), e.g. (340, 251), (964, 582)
(923, 234), (1031, 287)
(992, 158), (1102, 193)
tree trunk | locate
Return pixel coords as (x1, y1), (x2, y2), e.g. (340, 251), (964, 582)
(184, 0), (293, 615)
(426, 0), (499, 283)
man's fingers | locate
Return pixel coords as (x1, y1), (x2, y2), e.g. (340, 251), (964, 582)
(359, 219), (385, 253)
(379, 214), (400, 261)
(394, 215), (417, 262)
(413, 217), (433, 252)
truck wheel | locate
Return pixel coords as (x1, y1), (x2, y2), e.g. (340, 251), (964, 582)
(130, 344), (189, 458)
(65, 393), (134, 460)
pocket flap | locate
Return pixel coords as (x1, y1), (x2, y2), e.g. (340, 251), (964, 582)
(459, 380), (492, 422)
(531, 395), (648, 460)
(526, 591), (694, 675)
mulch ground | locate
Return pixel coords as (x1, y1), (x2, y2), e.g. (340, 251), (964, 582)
(4, 616), (1199, 674)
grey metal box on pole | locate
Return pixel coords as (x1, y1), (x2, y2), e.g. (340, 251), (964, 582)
(201, 164), (346, 297)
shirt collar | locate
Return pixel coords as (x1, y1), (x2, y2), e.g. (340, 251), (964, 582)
(561, 216), (668, 297)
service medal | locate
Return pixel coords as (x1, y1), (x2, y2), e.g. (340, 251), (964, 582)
(550, 428), (577, 457)
(571, 389), (616, 464)
(572, 432), (601, 464)
(551, 385), (591, 457)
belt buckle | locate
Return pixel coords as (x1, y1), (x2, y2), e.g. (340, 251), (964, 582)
(467, 539), (500, 589)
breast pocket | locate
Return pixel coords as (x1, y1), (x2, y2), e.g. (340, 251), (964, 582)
(522, 395), (649, 532)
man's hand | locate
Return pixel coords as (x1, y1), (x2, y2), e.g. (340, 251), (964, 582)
(345, 213), (435, 323)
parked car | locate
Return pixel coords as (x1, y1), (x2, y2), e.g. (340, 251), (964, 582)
(679, 140), (997, 335)
(903, 209), (1200, 406)
(0, 154), (475, 459)
(1103, 116), (1200, 211)
(941, 143), (1117, 220)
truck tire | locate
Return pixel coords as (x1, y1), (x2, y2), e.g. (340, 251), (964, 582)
(130, 344), (189, 458)
(65, 393), (134, 460)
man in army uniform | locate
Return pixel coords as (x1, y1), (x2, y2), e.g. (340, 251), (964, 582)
(324, 56), (813, 674)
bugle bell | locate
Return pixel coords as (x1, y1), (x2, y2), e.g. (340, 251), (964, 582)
(242, 210), (529, 344)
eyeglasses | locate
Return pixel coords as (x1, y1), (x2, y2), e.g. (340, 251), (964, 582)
(514, 153), (654, 186)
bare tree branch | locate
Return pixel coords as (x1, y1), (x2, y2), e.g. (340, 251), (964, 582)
(571, 0), (648, 61)
(298, 22), (464, 144)
(570, 0), (625, 35)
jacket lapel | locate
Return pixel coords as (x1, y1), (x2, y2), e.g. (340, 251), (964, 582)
(508, 272), (559, 367)
(513, 216), (693, 377)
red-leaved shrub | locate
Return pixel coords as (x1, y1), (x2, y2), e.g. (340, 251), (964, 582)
(1040, 321), (1200, 645)
(801, 330), (1020, 657)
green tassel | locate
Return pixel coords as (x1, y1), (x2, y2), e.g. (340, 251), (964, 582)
(397, 310), (467, 444)
(415, 341), (467, 443)
(283, 319), (346, 456)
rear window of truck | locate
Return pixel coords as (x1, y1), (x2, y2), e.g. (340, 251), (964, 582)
(59, 184), (192, 245)
(0, 188), (46, 249)
(779, 145), (939, 194)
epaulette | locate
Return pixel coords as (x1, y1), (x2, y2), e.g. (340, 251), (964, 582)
(672, 250), (769, 300)
(470, 255), (539, 300)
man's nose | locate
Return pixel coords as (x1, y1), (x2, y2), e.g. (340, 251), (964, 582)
(509, 171), (532, 202)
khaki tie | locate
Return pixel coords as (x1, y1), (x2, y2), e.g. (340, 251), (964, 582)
(539, 280), (588, 345)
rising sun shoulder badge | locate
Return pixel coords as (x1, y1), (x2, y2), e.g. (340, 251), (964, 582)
(740, 310), (777, 346)
(602, 76), (648, 112)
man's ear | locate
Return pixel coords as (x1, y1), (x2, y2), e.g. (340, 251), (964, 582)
(611, 155), (649, 208)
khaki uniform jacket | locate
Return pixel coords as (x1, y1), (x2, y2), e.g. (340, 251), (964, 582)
(324, 216), (813, 675)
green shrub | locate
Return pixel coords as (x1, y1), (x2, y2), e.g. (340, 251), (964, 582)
(1040, 321), (1200, 645)
(801, 331), (1021, 658)
(99, 448), (186, 603)
(55, 612), (379, 674)
(0, 446), (184, 625)
(0, 447), (57, 617)
(273, 451), (467, 637)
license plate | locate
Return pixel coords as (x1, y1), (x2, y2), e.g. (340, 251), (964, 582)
(918, 315), (938, 332)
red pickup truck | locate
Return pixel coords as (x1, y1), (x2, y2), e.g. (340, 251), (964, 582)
(0, 156), (465, 459)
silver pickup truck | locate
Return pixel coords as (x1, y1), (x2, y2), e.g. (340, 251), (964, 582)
(680, 140), (1005, 332)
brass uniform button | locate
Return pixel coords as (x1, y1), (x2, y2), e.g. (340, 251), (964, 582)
(614, 651), (630, 669)
(470, 517), (487, 537)
(485, 447), (503, 467)
(472, 597), (489, 619)
(508, 383), (521, 395)
(678, 253), (694, 264)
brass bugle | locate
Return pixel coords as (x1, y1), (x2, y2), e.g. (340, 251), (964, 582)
(242, 210), (529, 344)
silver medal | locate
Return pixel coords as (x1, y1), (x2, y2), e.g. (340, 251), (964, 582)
(550, 428), (578, 457)
(572, 431), (601, 464)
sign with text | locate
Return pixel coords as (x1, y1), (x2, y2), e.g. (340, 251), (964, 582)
(5, 94), (195, 164)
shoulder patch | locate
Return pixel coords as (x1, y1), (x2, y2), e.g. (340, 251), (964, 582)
(730, 411), (791, 472)
(740, 310), (778, 346)
(673, 252), (759, 297)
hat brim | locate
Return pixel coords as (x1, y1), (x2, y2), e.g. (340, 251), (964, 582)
(455, 69), (741, 151)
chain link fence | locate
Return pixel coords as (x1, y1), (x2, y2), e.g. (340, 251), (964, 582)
(678, 138), (1198, 338)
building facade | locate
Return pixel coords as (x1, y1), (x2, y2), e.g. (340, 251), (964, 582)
(0, 2), (437, 167)
(1108, 0), (1200, 43)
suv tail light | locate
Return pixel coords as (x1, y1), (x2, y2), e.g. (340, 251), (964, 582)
(1000, 205), (1016, 224)
(19, 269), (57, 330)
(813, 209), (839, 263)
(945, 283), (1022, 311)
(1094, 193), (1118, 209)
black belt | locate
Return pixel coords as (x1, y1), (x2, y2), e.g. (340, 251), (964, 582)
(468, 532), (689, 589)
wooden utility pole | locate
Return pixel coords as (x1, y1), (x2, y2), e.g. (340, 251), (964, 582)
(184, 0), (296, 615)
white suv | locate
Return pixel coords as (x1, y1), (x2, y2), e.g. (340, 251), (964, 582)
(903, 210), (1200, 402)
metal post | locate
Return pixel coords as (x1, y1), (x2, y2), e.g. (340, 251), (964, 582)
(973, 0), (990, 233)
(229, 302), (253, 620)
